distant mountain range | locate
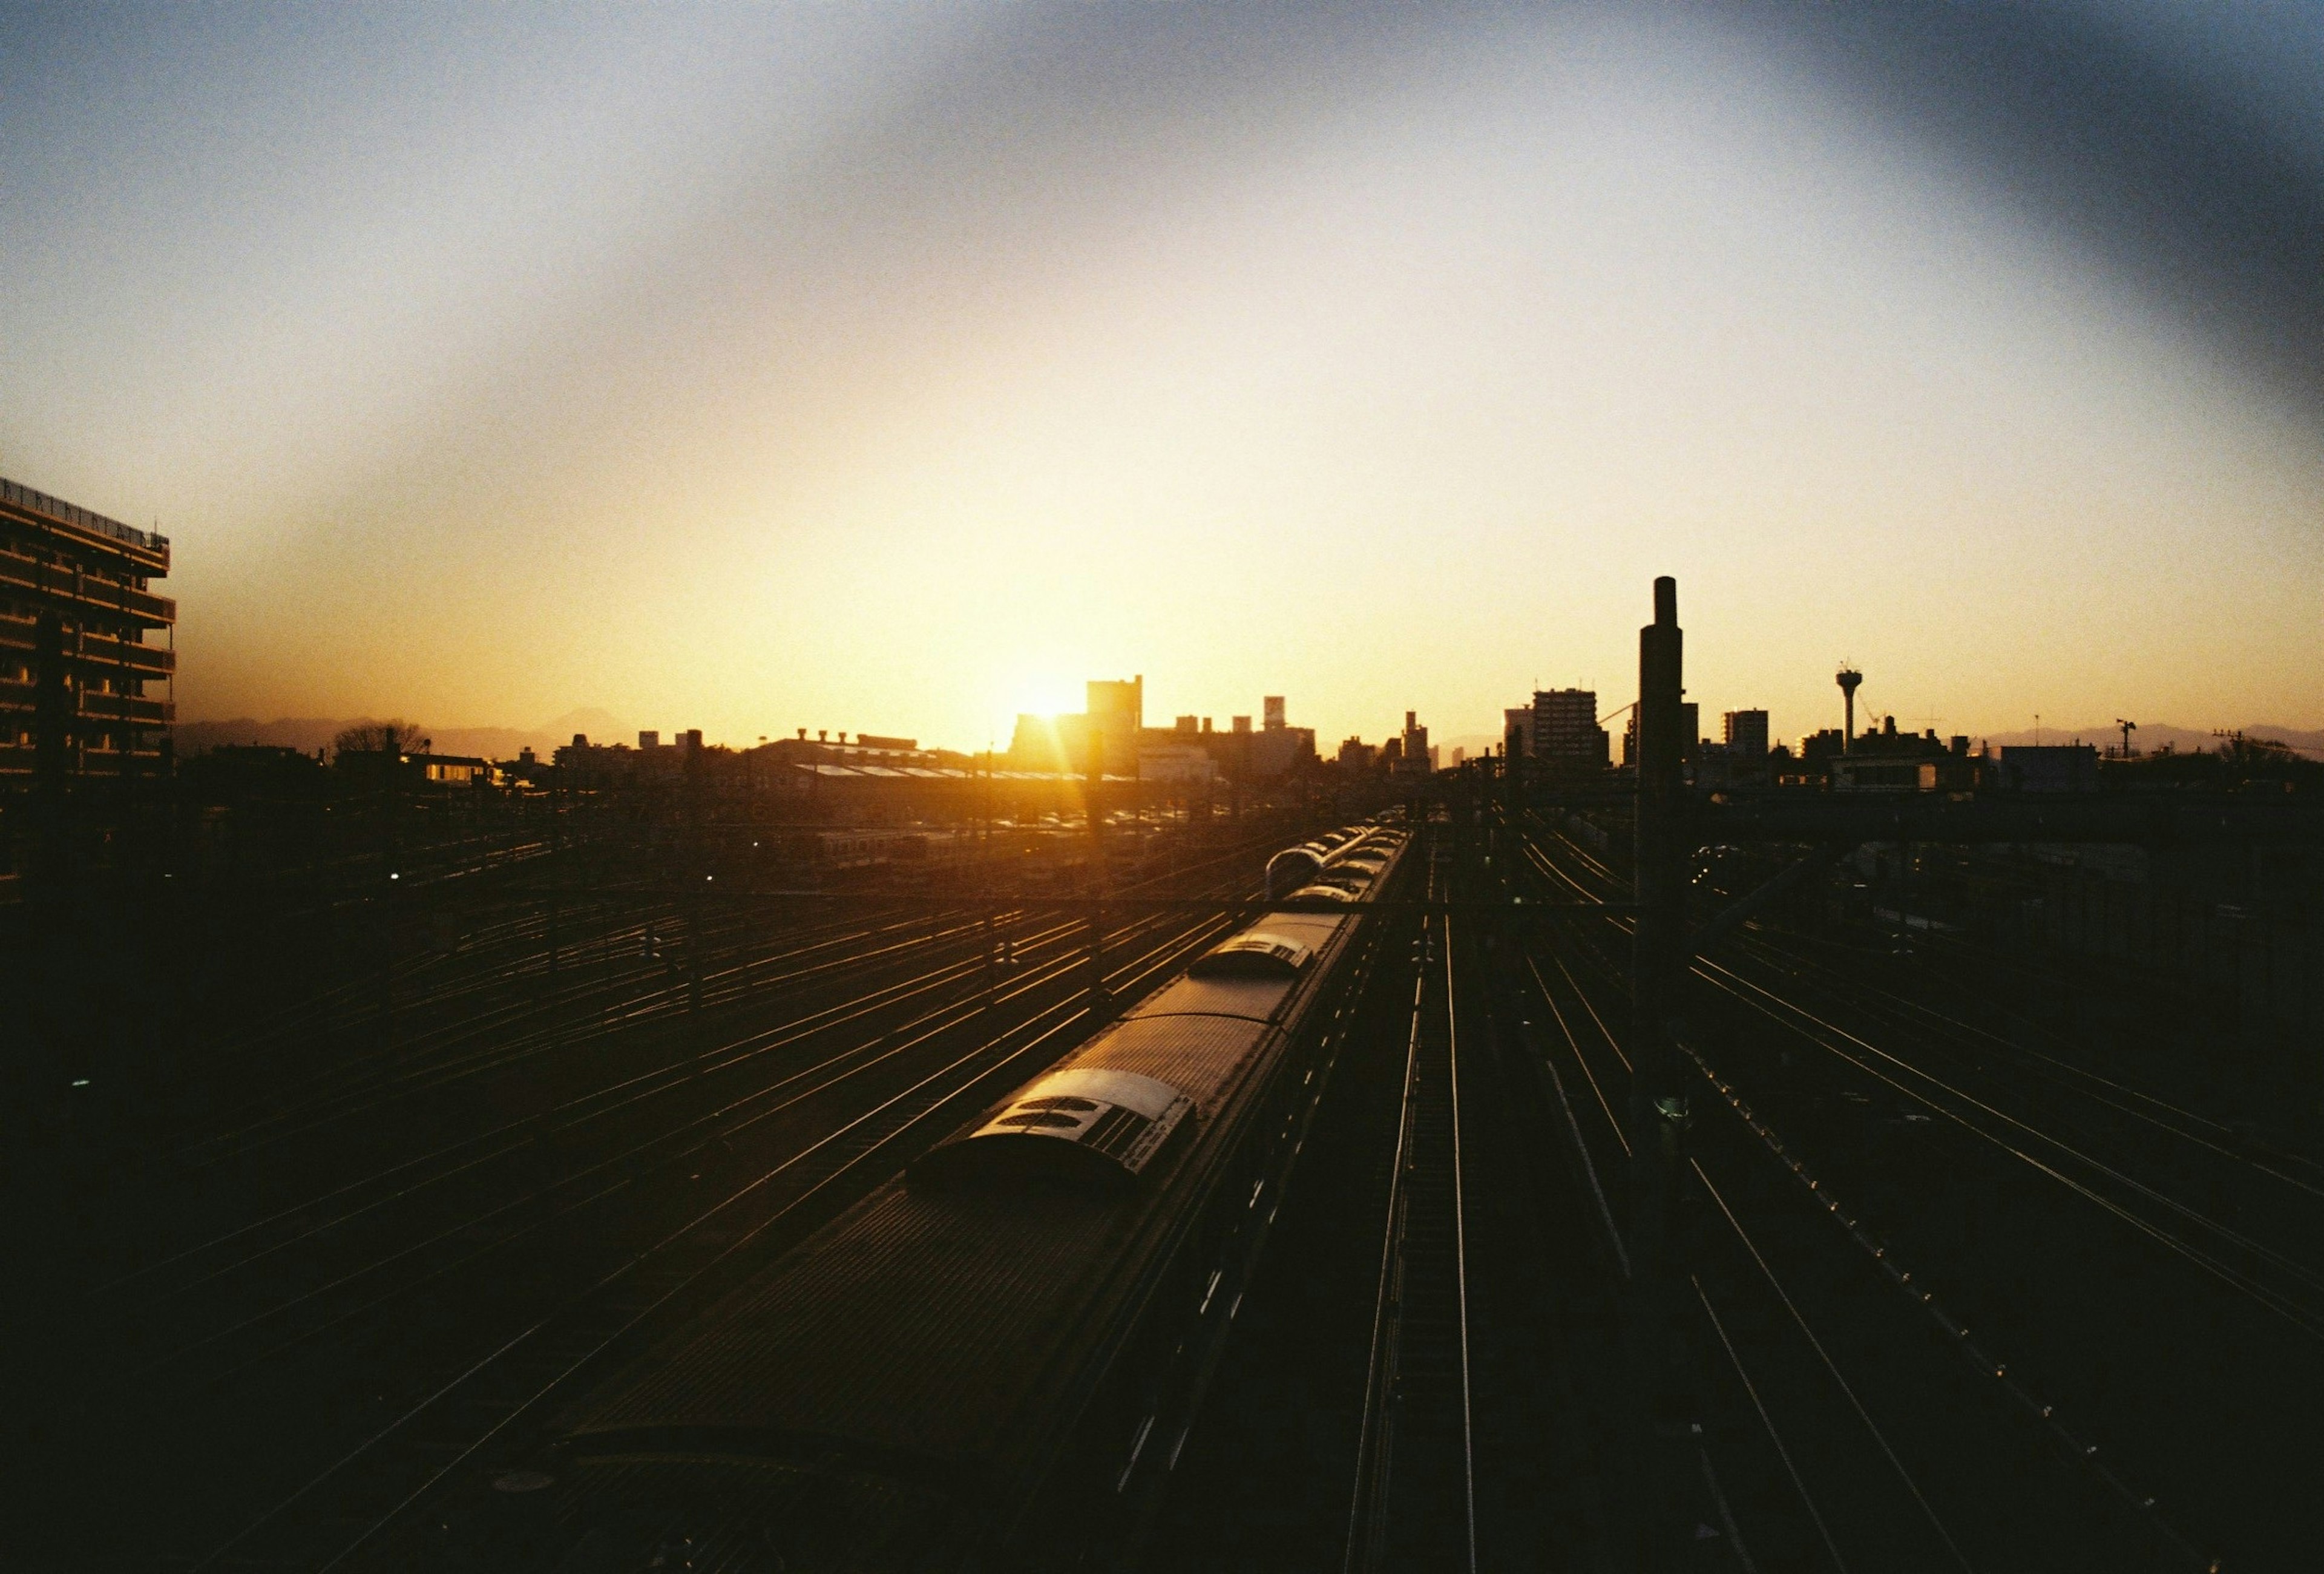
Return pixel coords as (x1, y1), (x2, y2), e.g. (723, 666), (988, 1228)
(175, 708), (632, 761)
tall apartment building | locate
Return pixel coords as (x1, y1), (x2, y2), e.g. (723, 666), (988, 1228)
(1086, 676), (1143, 773)
(1, 477), (175, 784)
(1722, 709), (1769, 759)
(1503, 707), (1532, 759)
(1250, 695), (1315, 777)
(1531, 688), (1607, 767)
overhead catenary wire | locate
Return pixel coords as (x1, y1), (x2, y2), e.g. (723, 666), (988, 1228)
(1692, 1158), (1977, 1574)
(1681, 1042), (2220, 1572)
(1690, 1274), (1848, 1574)
(1512, 804), (2239, 1571)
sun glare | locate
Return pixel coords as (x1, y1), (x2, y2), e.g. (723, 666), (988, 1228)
(1005, 675), (1082, 720)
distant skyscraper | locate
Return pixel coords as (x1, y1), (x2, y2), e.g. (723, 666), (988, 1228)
(1085, 676), (1143, 773)
(1531, 689), (1607, 767)
(1250, 696), (1315, 776)
(1504, 707), (1533, 759)
(1086, 677), (1142, 732)
(1722, 709), (1768, 759)
(1397, 710), (1431, 774)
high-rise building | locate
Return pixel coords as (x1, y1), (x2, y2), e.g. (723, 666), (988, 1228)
(1697, 708), (1773, 787)
(1396, 710), (1431, 774)
(1085, 676), (1143, 773)
(1, 477), (175, 784)
(1722, 709), (1768, 759)
(1249, 696), (1315, 777)
(1503, 707), (1533, 759)
(1531, 689), (1607, 767)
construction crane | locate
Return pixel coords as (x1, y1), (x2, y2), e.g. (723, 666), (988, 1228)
(2116, 718), (2138, 759)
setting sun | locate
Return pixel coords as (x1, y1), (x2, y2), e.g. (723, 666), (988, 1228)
(8, 8), (2323, 1569)
(1002, 675), (1083, 723)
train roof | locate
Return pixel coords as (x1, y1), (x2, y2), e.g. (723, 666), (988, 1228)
(569, 1007), (1318, 1489)
(547, 825), (1403, 1567)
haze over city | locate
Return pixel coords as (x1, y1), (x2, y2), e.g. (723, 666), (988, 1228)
(16, 8), (2324, 1573)
(7, 2), (2320, 753)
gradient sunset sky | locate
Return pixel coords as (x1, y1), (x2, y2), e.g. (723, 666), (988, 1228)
(5, 2), (2319, 752)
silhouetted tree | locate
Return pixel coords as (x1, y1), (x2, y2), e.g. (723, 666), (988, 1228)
(332, 720), (427, 759)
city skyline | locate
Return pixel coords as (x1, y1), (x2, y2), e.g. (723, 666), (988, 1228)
(7, 4), (2320, 755)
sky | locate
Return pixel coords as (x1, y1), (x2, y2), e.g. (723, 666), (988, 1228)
(5, 1), (2320, 753)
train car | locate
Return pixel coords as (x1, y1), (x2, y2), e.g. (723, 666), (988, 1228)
(466, 826), (1409, 1572)
(787, 828), (940, 871)
(1263, 818), (1395, 899)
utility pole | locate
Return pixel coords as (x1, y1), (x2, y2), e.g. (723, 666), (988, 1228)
(1086, 727), (1109, 1018)
(1631, 574), (1696, 1566)
(685, 733), (704, 1023)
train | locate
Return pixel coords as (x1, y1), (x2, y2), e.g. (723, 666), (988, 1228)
(458, 820), (1411, 1572)
(798, 828), (950, 871)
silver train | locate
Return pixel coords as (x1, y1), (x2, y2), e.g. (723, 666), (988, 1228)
(462, 821), (1410, 1572)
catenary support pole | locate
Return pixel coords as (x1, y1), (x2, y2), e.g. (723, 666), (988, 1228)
(1631, 574), (1700, 1567)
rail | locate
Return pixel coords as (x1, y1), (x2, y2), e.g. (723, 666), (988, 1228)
(1345, 836), (1477, 1572)
(0, 476), (168, 554)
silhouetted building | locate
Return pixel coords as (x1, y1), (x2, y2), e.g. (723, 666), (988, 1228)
(1530, 688), (1607, 769)
(1, 476), (175, 783)
(1137, 742), (1214, 784)
(1250, 695), (1316, 778)
(1722, 709), (1768, 761)
(1998, 744), (2099, 794)
(1337, 736), (1376, 772)
(1007, 677), (1144, 776)
(1008, 712), (1083, 773)
(1396, 711), (1431, 775)
(178, 743), (325, 801)
(1830, 718), (1976, 793)
(1696, 707), (1771, 788)
(1087, 677), (1143, 773)
(1618, 704), (1687, 767)
(1504, 707), (1532, 759)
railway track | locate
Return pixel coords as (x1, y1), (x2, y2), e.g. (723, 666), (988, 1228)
(1345, 833), (1476, 1573)
(1500, 808), (2258, 1568)
(1151, 818), (1619, 1571)
(13, 827), (1311, 1572)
